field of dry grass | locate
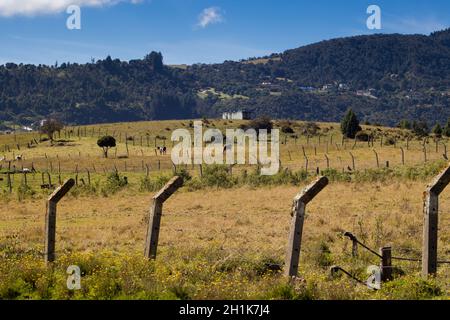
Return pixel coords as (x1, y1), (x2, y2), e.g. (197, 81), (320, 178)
(0, 119), (449, 300)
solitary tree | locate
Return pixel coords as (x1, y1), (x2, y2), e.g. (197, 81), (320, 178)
(40, 118), (64, 142)
(340, 109), (361, 139)
(97, 136), (116, 158)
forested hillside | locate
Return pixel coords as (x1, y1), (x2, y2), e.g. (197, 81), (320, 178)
(1, 29), (450, 127)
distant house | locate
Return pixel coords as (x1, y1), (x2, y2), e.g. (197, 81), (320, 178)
(356, 89), (378, 99)
(222, 110), (252, 120)
(22, 126), (33, 132)
(299, 86), (316, 92)
(338, 83), (349, 91)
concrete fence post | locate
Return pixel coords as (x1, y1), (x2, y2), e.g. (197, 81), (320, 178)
(144, 176), (184, 260)
(373, 149), (380, 168)
(422, 165), (450, 277)
(44, 179), (75, 263)
(380, 247), (392, 282)
(400, 147), (405, 165)
(285, 176), (329, 278)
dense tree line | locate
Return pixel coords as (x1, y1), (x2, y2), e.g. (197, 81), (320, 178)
(1, 29), (450, 127)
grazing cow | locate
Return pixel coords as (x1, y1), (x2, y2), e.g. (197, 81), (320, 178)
(15, 155), (23, 161)
(157, 146), (167, 155)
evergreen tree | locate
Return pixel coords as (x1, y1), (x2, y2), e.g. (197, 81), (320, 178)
(398, 119), (412, 130)
(340, 109), (361, 139)
(432, 123), (443, 136)
(145, 52), (164, 72)
(443, 119), (450, 137)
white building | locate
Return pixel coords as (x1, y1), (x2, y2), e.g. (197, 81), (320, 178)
(222, 110), (252, 120)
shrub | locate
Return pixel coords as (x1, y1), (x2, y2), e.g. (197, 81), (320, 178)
(140, 175), (171, 192)
(102, 172), (128, 195)
(281, 125), (295, 134)
(412, 121), (430, 137)
(311, 241), (333, 268)
(17, 184), (35, 201)
(249, 117), (273, 134)
(379, 276), (443, 300)
(201, 165), (236, 188)
(385, 136), (396, 146)
(355, 131), (370, 142)
(299, 122), (320, 136)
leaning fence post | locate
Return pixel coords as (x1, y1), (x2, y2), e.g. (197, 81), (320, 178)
(373, 149), (380, 168)
(144, 176), (184, 260)
(44, 179), (75, 263)
(422, 165), (450, 277)
(285, 176), (329, 278)
(349, 152), (355, 171)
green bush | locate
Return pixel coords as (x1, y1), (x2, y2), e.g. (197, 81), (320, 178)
(17, 184), (35, 201)
(201, 165), (236, 188)
(379, 276), (443, 300)
(101, 172), (128, 195)
(140, 175), (171, 192)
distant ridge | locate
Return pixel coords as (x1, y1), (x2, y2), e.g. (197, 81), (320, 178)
(1, 28), (450, 127)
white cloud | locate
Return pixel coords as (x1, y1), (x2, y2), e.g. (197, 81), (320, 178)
(197, 7), (224, 28)
(383, 15), (447, 35)
(0, 0), (143, 17)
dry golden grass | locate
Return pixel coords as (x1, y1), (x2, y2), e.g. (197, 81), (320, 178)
(1, 182), (449, 281)
(1, 119), (449, 299)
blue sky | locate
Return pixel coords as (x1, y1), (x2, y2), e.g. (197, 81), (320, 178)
(0, 0), (449, 66)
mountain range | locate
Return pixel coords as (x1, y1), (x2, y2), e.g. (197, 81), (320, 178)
(1, 28), (450, 128)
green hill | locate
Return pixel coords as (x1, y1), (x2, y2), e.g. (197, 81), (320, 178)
(1, 28), (450, 127)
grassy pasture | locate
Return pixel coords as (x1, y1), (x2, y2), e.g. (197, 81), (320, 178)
(0, 119), (449, 300)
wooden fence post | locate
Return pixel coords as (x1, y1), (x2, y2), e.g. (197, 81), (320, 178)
(144, 176), (184, 260)
(285, 176), (329, 278)
(422, 165), (450, 277)
(44, 179), (75, 263)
